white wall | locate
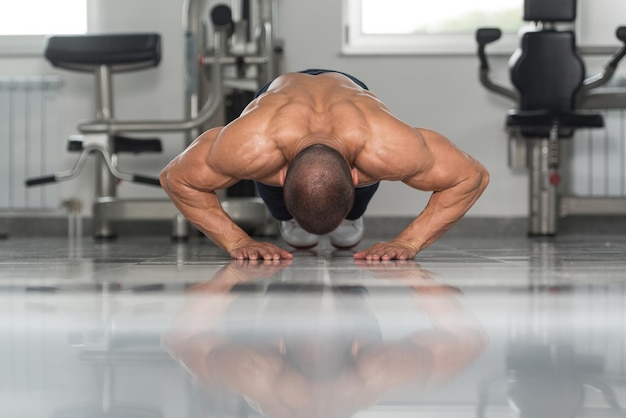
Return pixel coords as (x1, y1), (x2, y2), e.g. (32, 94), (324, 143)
(1, 0), (624, 218)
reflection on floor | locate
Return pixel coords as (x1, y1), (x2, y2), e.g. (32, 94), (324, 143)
(1, 234), (626, 418)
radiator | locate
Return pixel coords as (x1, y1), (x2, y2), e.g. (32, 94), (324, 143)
(0, 76), (62, 209)
(571, 109), (626, 197)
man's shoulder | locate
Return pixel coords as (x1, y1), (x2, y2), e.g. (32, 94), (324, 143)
(209, 129), (285, 179)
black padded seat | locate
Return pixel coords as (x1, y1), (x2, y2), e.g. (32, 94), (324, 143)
(67, 135), (162, 154)
(507, 109), (604, 138)
(45, 33), (161, 73)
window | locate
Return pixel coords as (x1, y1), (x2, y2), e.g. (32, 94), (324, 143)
(343, 0), (525, 55)
(0, 0), (88, 55)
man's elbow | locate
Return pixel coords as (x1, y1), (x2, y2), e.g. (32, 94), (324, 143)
(160, 163), (180, 195)
(473, 163), (490, 195)
(159, 167), (170, 191)
(478, 165), (489, 193)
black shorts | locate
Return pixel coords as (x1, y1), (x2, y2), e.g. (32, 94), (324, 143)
(254, 68), (369, 98)
(255, 182), (380, 222)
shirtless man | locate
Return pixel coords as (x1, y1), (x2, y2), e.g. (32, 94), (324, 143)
(160, 69), (489, 260)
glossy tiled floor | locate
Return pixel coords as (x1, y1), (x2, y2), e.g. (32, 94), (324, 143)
(2, 233), (626, 418)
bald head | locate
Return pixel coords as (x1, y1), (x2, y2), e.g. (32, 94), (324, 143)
(283, 145), (355, 235)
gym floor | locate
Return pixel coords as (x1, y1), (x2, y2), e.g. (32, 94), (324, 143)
(2, 233), (626, 418)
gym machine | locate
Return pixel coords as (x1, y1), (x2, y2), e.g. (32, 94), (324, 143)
(26, 0), (282, 239)
(476, 0), (626, 236)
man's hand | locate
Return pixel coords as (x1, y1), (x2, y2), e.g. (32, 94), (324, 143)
(353, 239), (419, 260)
(229, 238), (293, 260)
(352, 259), (462, 295)
(225, 258), (292, 278)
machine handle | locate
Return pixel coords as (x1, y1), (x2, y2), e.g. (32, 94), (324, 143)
(608, 26), (626, 69)
(25, 175), (57, 186)
(476, 28), (502, 70)
(581, 26), (626, 91)
(617, 26), (626, 43)
(476, 28), (502, 45)
(475, 27), (518, 102)
(132, 175), (162, 187)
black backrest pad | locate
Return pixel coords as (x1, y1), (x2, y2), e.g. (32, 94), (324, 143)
(524, 0), (577, 22)
(510, 31), (584, 112)
(45, 34), (161, 69)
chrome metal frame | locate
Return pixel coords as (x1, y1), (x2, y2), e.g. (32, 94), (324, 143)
(69, 0), (281, 239)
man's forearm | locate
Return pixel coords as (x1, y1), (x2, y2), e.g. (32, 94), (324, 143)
(398, 170), (489, 252)
(161, 177), (251, 252)
(175, 200), (251, 252)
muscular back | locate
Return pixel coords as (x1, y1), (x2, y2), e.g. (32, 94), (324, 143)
(208, 72), (430, 187)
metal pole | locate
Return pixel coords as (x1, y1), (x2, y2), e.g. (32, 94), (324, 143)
(528, 137), (558, 236)
(78, 59), (224, 135)
(182, 0), (204, 145)
(94, 65), (116, 238)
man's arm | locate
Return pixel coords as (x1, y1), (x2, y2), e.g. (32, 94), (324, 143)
(162, 260), (290, 382)
(160, 127), (292, 260)
(354, 128), (489, 260)
(355, 284), (488, 390)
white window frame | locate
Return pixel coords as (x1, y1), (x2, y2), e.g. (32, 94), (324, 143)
(342, 0), (523, 55)
(0, 0), (92, 56)
(342, 0), (626, 56)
